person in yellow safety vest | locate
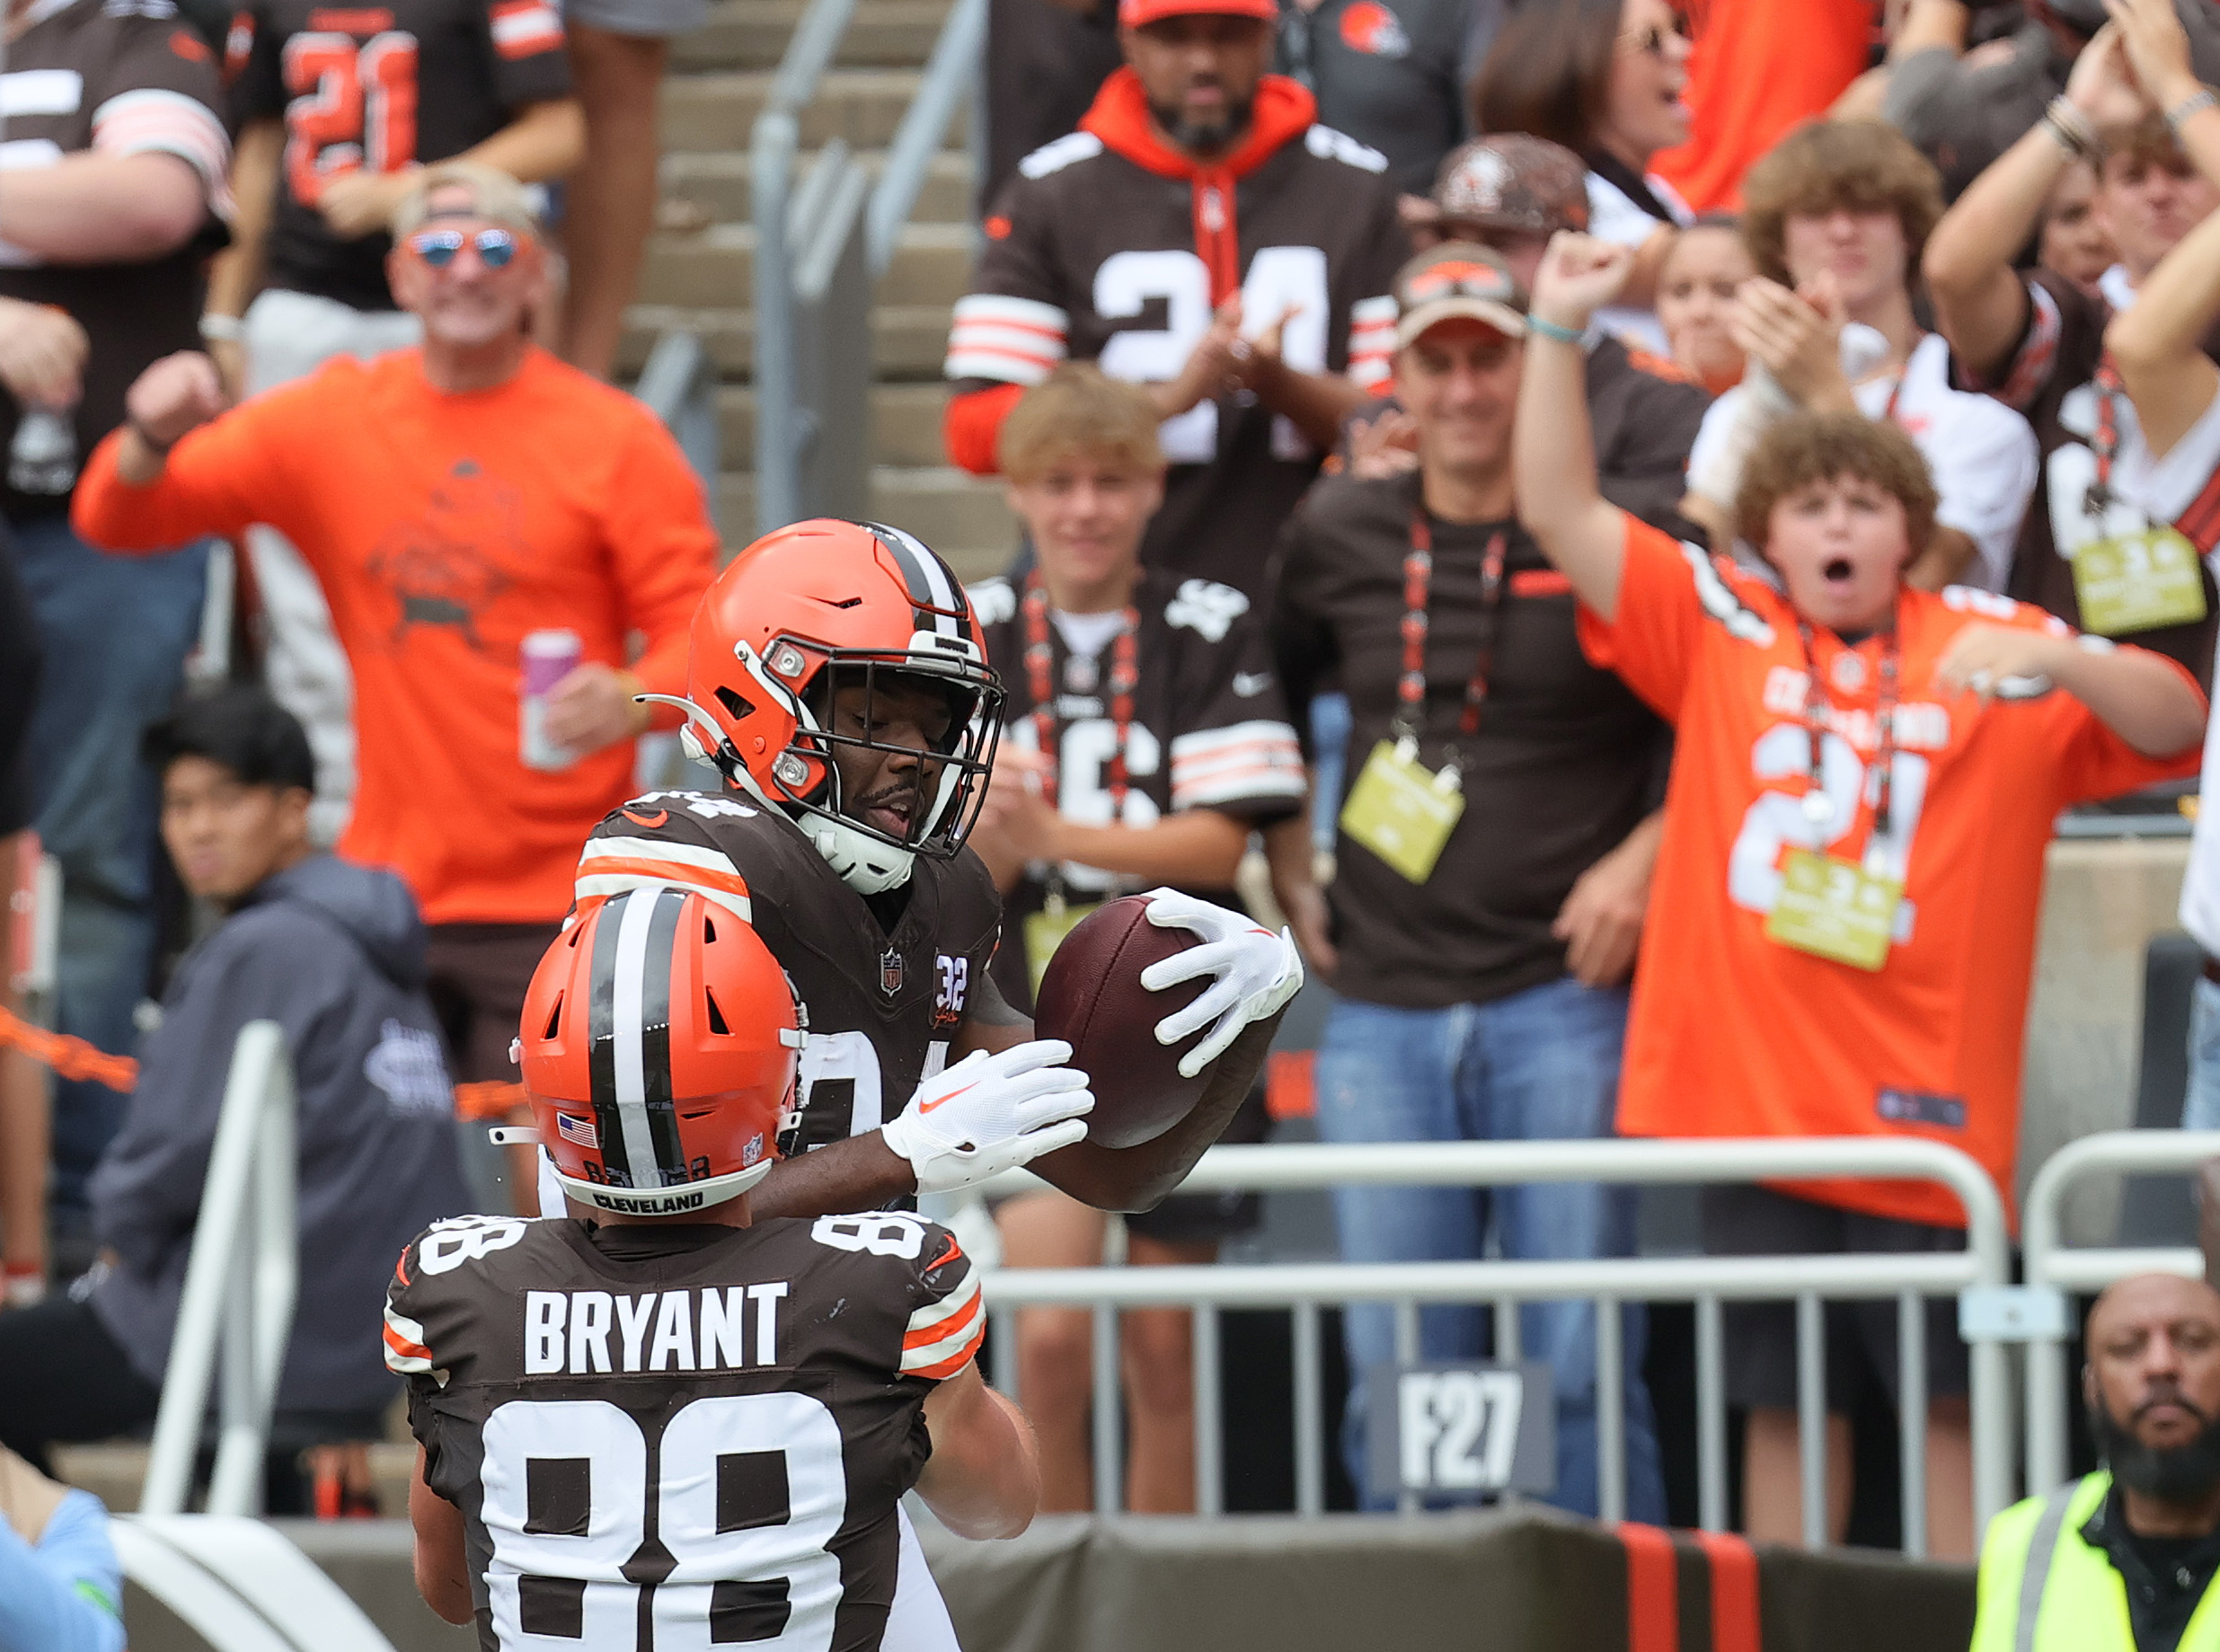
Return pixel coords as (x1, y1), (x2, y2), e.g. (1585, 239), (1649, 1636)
(1972, 1273), (2220, 1652)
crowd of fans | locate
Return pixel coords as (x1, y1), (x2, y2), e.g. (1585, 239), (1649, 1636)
(3, 0), (2220, 1592)
(947, 0), (2220, 1566)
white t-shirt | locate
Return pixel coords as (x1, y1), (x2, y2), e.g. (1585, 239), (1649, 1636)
(2100, 263), (2140, 314)
(1685, 331), (2040, 592)
(1585, 167), (1693, 358)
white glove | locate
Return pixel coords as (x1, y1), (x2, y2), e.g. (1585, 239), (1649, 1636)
(1138, 888), (1305, 1079)
(880, 1039), (1094, 1195)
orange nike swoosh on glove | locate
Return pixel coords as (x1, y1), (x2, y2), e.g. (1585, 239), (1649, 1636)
(918, 1082), (977, 1114)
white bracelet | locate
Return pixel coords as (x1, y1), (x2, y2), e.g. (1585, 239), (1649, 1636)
(198, 314), (244, 343)
(2168, 88), (2219, 136)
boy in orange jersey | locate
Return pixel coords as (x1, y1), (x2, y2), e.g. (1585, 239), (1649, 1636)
(1513, 230), (2207, 1559)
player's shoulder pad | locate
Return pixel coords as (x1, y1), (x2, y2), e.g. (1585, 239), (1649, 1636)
(1163, 578), (1253, 644)
(1018, 130), (1105, 181)
(1304, 124), (1390, 174)
(967, 575), (1017, 629)
(803, 1214), (984, 1382)
(385, 1214), (543, 1386)
(579, 789), (787, 923)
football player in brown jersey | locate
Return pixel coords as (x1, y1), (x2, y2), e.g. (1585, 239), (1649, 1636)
(394, 890), (1038, 1650)
(564, 517), (1303, 1225)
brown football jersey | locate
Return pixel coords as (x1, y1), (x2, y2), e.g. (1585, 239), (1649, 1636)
(385, 1209), (983, 1652)
(944, 71), (1406, 597)
(1951, 268), (2219, 682)
(573, 794), (1004, 1158)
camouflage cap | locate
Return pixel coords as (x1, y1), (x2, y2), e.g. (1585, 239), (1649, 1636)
(1431, 135), (1591, 237)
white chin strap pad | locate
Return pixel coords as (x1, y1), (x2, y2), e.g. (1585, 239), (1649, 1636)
(810, 815), (917, 895)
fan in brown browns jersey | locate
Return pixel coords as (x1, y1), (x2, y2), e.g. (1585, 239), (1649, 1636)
(556, 517), (1303, 1226)
(939, 0), (1408, 604)
(392, 890), (1039, 1652)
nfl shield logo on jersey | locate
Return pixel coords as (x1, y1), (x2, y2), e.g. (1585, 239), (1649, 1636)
(880, 947), (905, 996)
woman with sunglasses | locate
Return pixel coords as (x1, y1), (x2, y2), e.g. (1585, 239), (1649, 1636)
(1470, 0), (1694, 354)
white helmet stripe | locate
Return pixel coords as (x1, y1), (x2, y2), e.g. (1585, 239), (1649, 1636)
(869, 520), (962, 639)
(609, 887), (669, 1184)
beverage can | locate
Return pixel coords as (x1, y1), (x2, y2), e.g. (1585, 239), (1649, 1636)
(519, 629), (583, 771)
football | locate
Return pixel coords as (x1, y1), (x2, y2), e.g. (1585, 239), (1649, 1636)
(1032, 895), (1213, 1149)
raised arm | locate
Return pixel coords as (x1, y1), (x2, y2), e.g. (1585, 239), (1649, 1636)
(1924, 25), (2145, 381)
(2106, 202), (2220, 458)
(1514, 233), (1640, 622)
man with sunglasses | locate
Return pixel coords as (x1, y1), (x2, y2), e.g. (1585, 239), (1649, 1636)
(69, 161), (719, 1205)
(203, 0), (582, 849)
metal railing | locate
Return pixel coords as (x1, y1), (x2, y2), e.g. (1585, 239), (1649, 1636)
(750, 0), (984, 531)
(2020, 1128), (2220, 1496)
(634, 329), (721, 495)
(140, 1020), (299, 1518)
(979, 1136), (2012, 1552)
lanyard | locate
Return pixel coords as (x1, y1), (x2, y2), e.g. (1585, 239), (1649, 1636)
(1394, 512), (1509, 757)
(1793, 618), (1900, 842)
(1022, 570), (1139, 814)
(1875, 333), (1925, 428)
(2090, 356), (2126, 513)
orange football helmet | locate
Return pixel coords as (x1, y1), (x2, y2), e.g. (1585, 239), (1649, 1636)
(646, 518), (1004, 894)
(521, 888), (804, 1215)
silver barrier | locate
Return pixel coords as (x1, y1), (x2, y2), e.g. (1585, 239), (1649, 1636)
(140, 1020), (299, 1518)
(979, 1136), (2012, 1551)
(2019, 1128), (2220, 1497)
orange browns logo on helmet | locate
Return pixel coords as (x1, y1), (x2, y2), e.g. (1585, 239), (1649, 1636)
(521, 888), (805, 1215)
(649, 518), (1007, 896)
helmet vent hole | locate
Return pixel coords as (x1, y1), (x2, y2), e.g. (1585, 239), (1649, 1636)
(704, 988), (730, 1037)
(703, 915), (717, 942)
(544, 994), (564, 1038)
(715, 686), (754, 721)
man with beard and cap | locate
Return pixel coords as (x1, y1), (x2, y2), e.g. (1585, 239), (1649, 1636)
(1972, 1273), (2220, 1649)
(942, 0), (1406, 603)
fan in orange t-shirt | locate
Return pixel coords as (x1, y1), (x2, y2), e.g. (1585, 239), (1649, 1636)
(1513, 231), (2207, 1558)
(70, 161), (718, 1145)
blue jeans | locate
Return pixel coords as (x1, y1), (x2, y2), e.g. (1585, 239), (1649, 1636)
(2188, 976), (2220, 1132)
(1314, 980), (1667, 1521)
(1307, 693), (1350, 854)
(16, 515), (208, 1212)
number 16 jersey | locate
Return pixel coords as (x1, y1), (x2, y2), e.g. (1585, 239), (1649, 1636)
(385, 1209), (984, 1652)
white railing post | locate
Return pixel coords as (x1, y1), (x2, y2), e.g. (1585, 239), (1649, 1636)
(141, 1020), (298, 1518)
(978, 1135), (2014, 1536)
(2021, 1129), (2220, 1500)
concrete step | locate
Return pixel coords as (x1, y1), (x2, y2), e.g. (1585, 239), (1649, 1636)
(618, 302), (954, 380)
(675, 0), (954, 72)
(661, 68), (968, 155)
(662, 148), (973, 227)
(713, 466), (1016, 578)
(637, 220), (973, 312)
(717, 380), (951, 469)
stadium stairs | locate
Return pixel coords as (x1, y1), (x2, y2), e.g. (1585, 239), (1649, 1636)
(624, 0), (1019, 579)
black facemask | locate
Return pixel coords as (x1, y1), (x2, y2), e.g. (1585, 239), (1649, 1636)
(2092, 1391), (2220, 1504)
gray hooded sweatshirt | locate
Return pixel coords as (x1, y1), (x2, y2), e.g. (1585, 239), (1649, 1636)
(89, 854), (473, 1418)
